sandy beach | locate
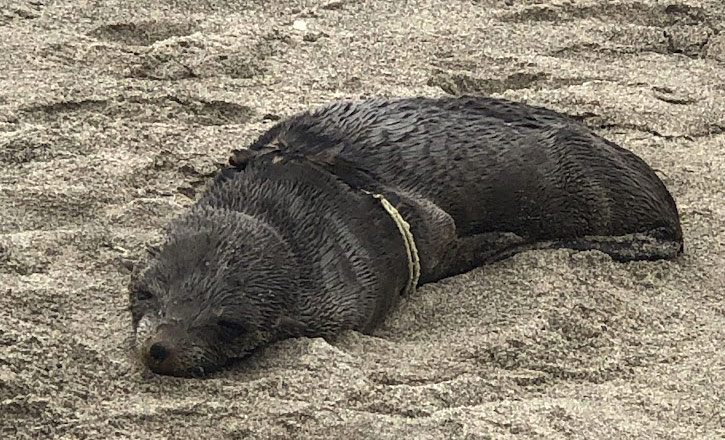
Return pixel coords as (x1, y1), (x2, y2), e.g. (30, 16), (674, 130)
(1, 0), (723, 438)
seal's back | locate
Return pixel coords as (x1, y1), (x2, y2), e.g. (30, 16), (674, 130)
(244, 95), (682, 277)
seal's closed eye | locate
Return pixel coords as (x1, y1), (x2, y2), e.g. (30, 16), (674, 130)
(217, 320), (247, 339)
(135, 290), (153, 301)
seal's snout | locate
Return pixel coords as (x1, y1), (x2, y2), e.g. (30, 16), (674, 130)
(136, 324), (222, 377)
(142, 337), (179, 375)
(137, 324), (193, 376)
(149, 343), (168, 362)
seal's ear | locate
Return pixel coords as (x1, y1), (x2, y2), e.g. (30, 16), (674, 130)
(275, 316), (309, 336)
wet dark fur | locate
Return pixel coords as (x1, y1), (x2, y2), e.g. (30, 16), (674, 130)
(129, 95), (683, 376)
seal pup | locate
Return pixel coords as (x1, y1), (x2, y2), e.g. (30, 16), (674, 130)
(128, 95), (683, 377)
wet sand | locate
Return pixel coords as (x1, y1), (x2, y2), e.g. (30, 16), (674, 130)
(1, 0), (723, 438)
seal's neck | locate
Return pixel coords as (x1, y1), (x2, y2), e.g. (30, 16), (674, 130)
(204, 154), (413, 335)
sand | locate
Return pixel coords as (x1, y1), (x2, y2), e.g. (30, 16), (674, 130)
(1, 0), (723, 439)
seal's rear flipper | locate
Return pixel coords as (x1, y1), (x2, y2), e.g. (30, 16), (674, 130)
(547, 227), (684, 262)
(443, 227), (683, 281)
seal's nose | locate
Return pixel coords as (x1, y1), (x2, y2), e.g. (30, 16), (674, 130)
(149, 343), (168, 362)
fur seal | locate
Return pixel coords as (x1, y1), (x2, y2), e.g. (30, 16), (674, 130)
(128, 95), (683, 377)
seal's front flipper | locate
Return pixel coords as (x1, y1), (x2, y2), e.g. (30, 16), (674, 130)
(212, 149), (259, 185)
(229, 149), (258, 169)
(229, 145), (281, 170)
(216, 144), (296, 185)
(548, 227), (684, 261)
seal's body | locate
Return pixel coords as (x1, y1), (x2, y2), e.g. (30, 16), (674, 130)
(129, 96), (683, 376)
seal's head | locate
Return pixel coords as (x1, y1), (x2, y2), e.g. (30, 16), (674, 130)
(128, 206), (300, 377)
